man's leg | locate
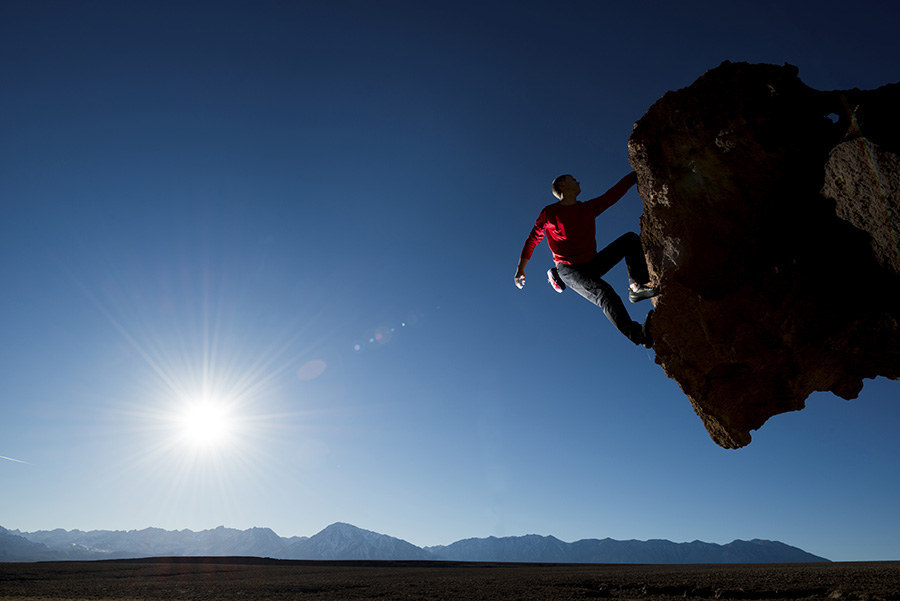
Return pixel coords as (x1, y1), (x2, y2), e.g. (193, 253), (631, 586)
(593, 232), (650, 288)
(557, 262), (645, 345)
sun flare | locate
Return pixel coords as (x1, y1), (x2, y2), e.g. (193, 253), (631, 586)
(177, 400), (234, 448)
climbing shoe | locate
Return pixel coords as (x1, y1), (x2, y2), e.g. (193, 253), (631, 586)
(629, 284), (659, 303)
(547, 267), (566, 293)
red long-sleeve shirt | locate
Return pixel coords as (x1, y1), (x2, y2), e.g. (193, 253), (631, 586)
(520, 172), (637, 265)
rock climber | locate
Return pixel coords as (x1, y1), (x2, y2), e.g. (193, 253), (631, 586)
(514, 171), (658, 347)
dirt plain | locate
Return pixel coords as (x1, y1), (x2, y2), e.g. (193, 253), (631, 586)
(1, 558), (898, 601)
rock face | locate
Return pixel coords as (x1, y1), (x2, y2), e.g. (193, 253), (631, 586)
(628, 62), (900, 448)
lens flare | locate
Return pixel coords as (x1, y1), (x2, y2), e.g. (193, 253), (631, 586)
(296, 359), (327, 381)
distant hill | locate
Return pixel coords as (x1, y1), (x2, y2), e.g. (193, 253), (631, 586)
(426, 535), (828, 564)
(0, 526), (59, 562)
(9, 526), (291, 560)
(0, 522), (828, 563)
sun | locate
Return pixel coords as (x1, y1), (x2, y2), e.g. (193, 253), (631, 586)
(177, 399), (234, 448)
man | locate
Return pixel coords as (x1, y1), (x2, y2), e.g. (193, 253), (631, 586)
(514, 171), (658, 347)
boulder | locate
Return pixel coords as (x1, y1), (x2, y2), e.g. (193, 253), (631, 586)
(628, 61), (900, 448)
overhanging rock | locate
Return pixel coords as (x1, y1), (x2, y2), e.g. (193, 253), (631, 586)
(628, 61), (900, 448)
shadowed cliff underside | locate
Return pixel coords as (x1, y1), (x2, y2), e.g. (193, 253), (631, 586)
(629, 61), (900, 448)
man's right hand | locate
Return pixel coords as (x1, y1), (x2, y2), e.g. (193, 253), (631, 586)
(514, 271), (526, 289)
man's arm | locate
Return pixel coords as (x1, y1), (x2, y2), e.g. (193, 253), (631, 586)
(515, 210), (547, 289)
(584, 171), (638, 217)
(514, 257), (528, 289)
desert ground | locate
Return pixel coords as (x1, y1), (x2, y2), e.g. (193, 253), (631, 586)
(1, 558), (898, 601)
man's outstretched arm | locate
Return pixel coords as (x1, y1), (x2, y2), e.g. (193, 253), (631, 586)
(584, 171), (638, 217)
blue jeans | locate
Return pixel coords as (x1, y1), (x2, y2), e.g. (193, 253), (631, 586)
(556, 232), (649, 345)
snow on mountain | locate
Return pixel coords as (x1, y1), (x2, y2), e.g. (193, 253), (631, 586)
(285, 522), (431, 560)
(13, 526), (287, 559)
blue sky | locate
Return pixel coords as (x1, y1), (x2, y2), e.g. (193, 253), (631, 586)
(2, 1), (899, 562)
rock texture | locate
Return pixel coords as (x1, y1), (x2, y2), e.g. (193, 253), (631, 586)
(629, 62), (900, 448)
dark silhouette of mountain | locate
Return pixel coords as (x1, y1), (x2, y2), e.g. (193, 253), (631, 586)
(1, 522), (828, 563)
(428, 535), (827, 564)
(427, 534), (571, 563)
(0, 526), (58, 562)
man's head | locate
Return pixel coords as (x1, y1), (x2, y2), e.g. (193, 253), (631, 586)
(552, 174), (580, 200)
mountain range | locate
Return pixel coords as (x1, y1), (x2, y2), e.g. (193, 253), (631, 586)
(0, 522), (828, 564)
